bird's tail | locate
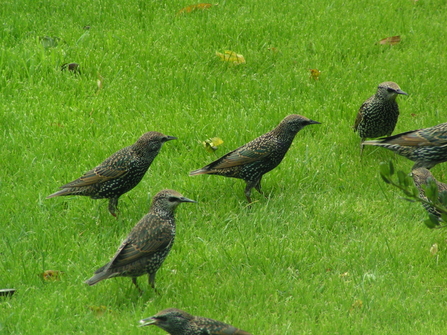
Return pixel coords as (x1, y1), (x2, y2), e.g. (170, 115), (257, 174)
(46, 188), (73, 199)
(189, 168), (209, 176)
(84, 271), (110, 286)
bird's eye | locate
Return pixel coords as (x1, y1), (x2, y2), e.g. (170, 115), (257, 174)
(387, 88), (394, 93)
(156, 316), (167, 321)
(168, 197), (177, 202)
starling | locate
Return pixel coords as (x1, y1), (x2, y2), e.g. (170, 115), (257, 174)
(353, 81), (407, 152)
(84, 189), (196, 292)
(362, 122), (447, 169)
(189, 114), (320, 202)
(139, 308), (253, 335)
(47, 131), (176, 216)
(411, 167), (447, 219)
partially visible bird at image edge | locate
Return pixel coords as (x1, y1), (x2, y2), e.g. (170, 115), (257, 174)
(84, 190), (196, 293)
(189, 114), (320, 203)
(362, 122), (447, 169)
(46, 131), (176, 216)
(140, 308), (253, 335)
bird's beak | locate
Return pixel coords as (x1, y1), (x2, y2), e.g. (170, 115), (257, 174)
(309, 120), (321, 125)
(139, 317), (157, 327)
(396, 89), (408, 96)
(165, 136), (178, 141)
(179, 197), (197, 203)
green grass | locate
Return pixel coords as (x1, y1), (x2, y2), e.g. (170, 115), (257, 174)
(1, 0), (447, 333)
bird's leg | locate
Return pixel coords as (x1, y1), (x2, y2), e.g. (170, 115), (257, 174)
(148, 273), (159, 295)
(253, 177), (267, 198)
(360, 140), (365, 157)
(108, 197), (119, 217)
(244, 180), (258, 203)
(132, 277), (143, 295)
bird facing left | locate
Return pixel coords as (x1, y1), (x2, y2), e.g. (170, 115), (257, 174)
(46, 131), (177, 216)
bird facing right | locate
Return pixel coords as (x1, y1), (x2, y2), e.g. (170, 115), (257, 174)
(353, 81), (407, 151)
(362, 122), (447, 169)
(139, 308), (253, 335)
(189, 114), (320, 203)
(411, 167), (447, 220)
(47, 131), (177, 216)
(84, 190), (196, 293)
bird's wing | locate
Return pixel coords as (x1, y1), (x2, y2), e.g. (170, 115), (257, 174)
(353, 104), (366, 131)
(106, 216), (173, 269)
(195, 318), (252, 335)
(61, 156), (131, 188)
(208, 144), (273, 169)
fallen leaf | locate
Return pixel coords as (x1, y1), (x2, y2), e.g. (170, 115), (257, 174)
(430, 243), (438, 255)
(202, 137), (224, 152)
(40, 270), (63, 281)
(89, 305), (109, 317)
(309, 69), (321, 80)
(216, 50), (246, 65)
(96, 73), (104, 94)
(178, 3), (213, 14)
(350, 299), (363, 311)
(378, 35), (401, 45)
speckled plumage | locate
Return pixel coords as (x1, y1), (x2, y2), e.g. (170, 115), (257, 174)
(189, 114), (320, 202)
(140, 308), (253, 335)
(362, 122), (447, 169)
(84, 190), (196, 292)
(412, 168), (447, 219)
(354, 82), (407, 150)
(47, 132), (176, 216)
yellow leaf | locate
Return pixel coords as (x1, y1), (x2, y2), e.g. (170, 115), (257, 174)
(216, 50), (246, 65)
(40, 270), (63, 281)
(309, 69), (321, 80)
(430, 243), (438, 255)
(178, 3), (213, 14)
(202, 137), (224, 153)
(378, 35), (401, 45)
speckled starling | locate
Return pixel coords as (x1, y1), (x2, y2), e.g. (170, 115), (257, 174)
(362, 122), (447, 169)
(139, 308), (253, 335)
(189, 114), (320, 202)
(84, 190), (196, 292)
(47, 132), (176, 216)
(412, 167), (447, 219)
(354, 82), (407, 151)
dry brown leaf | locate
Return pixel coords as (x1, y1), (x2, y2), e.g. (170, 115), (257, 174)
(216, 50), (246, 65)
(378, 36), (401, 45)
(309, 69), (321, 80)
(40, 270), (63, 281)
(350, 299), (363, 311)
(178, 3), (213, 14)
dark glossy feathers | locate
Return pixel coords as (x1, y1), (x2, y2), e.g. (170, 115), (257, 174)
(412, 167), (447, 218)
(47, 131), (176, 216)
(190, 114), (320, 202)
(140, 308), (252, 335)
(354, 81), (407, 141)
(362, 122), (447, 169)
(84, 190), (196, 291)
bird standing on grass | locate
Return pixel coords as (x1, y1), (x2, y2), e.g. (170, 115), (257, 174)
(47, 131), (177, 216)
(139, 308), (253, 335)
(189, 114), (320, 203)
(84, 190), (196, 293)
(362, 122), (447, 169)
(353, 81), (407, 152)
(411, 167), (447, 219)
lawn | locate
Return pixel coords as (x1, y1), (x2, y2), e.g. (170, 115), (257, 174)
(1, 0), (447, 334)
